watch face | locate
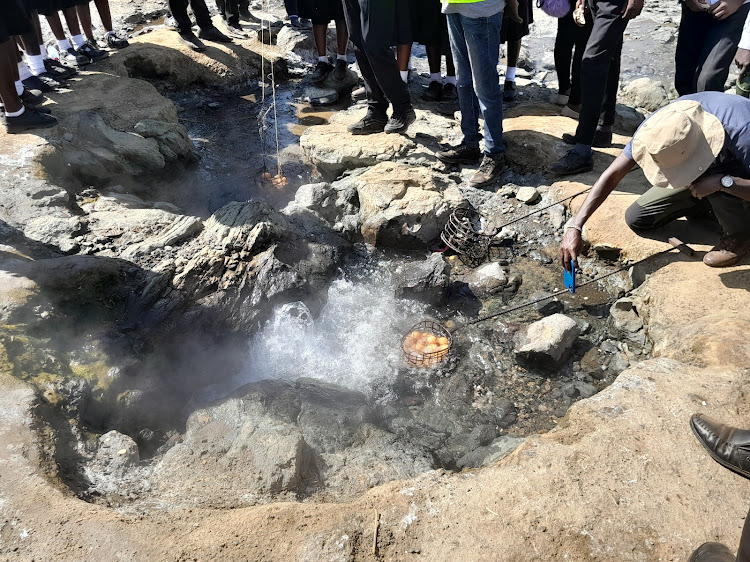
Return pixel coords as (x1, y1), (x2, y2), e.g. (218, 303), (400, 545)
(721, 176), (734, 188)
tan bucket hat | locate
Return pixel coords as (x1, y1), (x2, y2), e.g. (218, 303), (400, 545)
(631, 100), (726, 189)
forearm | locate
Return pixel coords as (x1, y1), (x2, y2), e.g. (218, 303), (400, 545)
(569, 155), (636, 228)
(723, 177), (750, 201)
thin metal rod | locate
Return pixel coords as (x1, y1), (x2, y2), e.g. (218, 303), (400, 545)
(491, 187), (592, 233)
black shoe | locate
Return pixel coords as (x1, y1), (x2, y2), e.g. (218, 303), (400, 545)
(687, 542), (735, 562)
(77, 40), (109, 62)
(503, 80), (517, 102)
(64, 47), (91, 67)
(22, 75), (55, 93)
(436, 143), (481, 164)
(384, 107), (416, 134)
(548, 148), (594, 176)
(469, 154), (506, 188)
(311, 60), (333, 83)
(199, 26), (233, 43)
(437, 84), (459, 116)
(179, 32), (206, 52)
(105, 32), (130, 49)
(20, 88), (44, 106)
(347, 112), (387, 135)
(44, 58), (76, 78)
(691, 414), (750, 480)
(41, 62), (70, 81)
(240, 9), (262, 23)
(299, 18), (312, 29)
(332, 59), (347, 81)
(0, 102), (51, 114)
(562, 129), (613, 148)
(4, 107), (57, 134)
(423, 80), (442, 102)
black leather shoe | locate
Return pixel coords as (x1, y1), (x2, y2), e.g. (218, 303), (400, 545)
(548, 148), (594, 176)
(436, 143), (481, 164)
(4, 107), (57, 134)
(384, 107), (416, 134)
(687, 542), (735, 562)
(199, 26), (233, 43)
(691, 414), (750, 480)
(562, 129), (613, 148)
(20, 87), (44, 106)
(347, 112), (387, 135)
(422, 80), (442, 102)
(502, 80), (517, 102)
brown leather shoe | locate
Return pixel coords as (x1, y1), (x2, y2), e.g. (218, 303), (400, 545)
(687, 542), (735, 562)
(469, 154), (506, 188)
(703, 234), (750, 267)
(690, 413), (750, 479)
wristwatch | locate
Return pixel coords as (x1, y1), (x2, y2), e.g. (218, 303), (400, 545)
(721, 175), (735, 189)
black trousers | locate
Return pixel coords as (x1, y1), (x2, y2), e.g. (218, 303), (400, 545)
(674, 2), (750, 96)
(574, 0), (627, 145)
(168, 0), (213, 34)
(284, 0), (297, 16)
(554, 9), (593, 107)
(342, 0), (411, 115)
(216, 0), (248, 26)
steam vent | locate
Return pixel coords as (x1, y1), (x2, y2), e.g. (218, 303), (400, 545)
(2, 1), (750, 560)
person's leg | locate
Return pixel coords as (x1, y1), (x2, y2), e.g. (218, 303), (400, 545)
(62, 6), (85, 49)
(623, 186), (701, 231)
(189, 0), (215, 31)
(695, 3), (750, 92)
(168, 0), (194, 35)
(446, 12), (481, 150)
(284, 0), (298, 17)
(45, 11), (68, 40)
(674, 4), (709, 96)
(92, 0), (113, 31)
(335, 19), (347, 55)
(569, 14), (593, 108)
(313, 23), (326, 57)
(75, 2), (95, 41)
(397, 43), (411, 83)
(597, 32), (622, 132)
(426, 44), (442, 75)
(505, 38), (521, 75)
(0, 41), (23, 114)
(554, 14), (575, 98)
(705, 192), (750, 237)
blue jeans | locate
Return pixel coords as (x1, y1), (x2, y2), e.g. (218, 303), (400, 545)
(446, 11), (505, 157)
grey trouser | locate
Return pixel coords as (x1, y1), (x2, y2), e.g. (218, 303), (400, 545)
(624, 185), (750, 236)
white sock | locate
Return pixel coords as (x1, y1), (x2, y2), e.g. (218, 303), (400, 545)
(5, 106), (25, 118)
(27, 54), (46, 76)
(445, 75), (457, 85)
(429, 72), (441, 84)
(40, 44), (48, 59)
(505, 66), (517, 82)
(57, 38), (72, 51)
(318, 55), (328, 63)
(336, 53), (346, 61)
(71, 34), (86, 49)
(15, 81), (24, 96)
(18, 62), (33, 81)
(400, 70), (409, 83)
(105, 30), (116, 38)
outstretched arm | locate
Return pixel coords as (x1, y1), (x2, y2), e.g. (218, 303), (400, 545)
(560, 153), (637, 271)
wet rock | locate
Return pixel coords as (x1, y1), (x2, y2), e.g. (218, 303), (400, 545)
(394, 253), (450, 305)
(516, 186), (540, 204)
(455, 436), (524, 469)
(465, 262), (509, 296)
(548, 206), (566, 230)
(282, 181), (359, 237)
(531, 291), (564, 316)
(621, 78), (669, 113)
(355, 163), (465, 248)
(301, 85), (339, 106)
(610, 297), (644, 333)
(92, 430), (140, 476)
(121, 215), (203, 259)
(134, 119), (196, 163)
(515, 314), (580, 369)
(491, 398), (518, 428)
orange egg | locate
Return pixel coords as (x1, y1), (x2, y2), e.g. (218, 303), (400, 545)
(425, 335), (437, 345)
(437, 336), (449, 347)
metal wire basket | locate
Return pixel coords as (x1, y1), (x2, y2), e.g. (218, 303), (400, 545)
(440, 207), (494, 268)
(402, 320), (452, 368)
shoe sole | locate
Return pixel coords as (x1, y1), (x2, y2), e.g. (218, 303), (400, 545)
(6, 119), (58, 134)
(469, 165), (506, 188)
(549, 164), (594, 176)
(384, 116), (416, 134)
(349, 127), (386, 135)
(562, 134), (610, 149)
(436, 155), (481, 165)
(690, 417), (750, 480)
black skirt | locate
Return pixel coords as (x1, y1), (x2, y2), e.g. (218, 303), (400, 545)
(0, 0), (32, 42)
(298, 0), (345, 25)
(394, 0), (412, 45)
(34, 0), (81, 16)
(500, 0), (534, 43)
(411, 0), (449, 51)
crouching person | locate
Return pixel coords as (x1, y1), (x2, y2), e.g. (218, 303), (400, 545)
(561, 92), (750, 269)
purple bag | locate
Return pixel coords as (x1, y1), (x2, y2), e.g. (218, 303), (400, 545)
(536, 0), (572, 18)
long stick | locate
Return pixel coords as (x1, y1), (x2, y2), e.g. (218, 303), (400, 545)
(372, 510), (379, 556)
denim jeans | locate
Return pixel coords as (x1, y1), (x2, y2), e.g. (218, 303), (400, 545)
(446, 11), (505, 157)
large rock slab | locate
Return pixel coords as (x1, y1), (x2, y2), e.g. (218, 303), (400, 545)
(515, 313), (580, 368)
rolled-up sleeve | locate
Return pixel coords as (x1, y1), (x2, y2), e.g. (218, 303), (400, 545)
(740, 11), (750, 50)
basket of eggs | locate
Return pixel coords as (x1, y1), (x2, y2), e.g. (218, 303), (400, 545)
(402, 320), (452, 368)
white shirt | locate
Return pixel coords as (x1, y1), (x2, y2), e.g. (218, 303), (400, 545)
(741, 12), (750, 50)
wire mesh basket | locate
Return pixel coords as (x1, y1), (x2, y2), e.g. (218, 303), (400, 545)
(440, 207), (494, 268)
(402, 320), (452, 368)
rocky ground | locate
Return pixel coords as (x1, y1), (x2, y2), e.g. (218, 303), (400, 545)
(2, 1), (750, 560)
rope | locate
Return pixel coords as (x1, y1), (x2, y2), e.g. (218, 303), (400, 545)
(259, 0), (283, 179)
(492, 187), (592, 232)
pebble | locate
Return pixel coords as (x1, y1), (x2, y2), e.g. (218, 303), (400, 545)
(516, 186), (540, 204)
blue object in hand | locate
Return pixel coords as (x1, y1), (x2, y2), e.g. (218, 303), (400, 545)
(564, 260), (576, 294)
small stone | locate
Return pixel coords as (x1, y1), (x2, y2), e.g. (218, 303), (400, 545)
(516, 186), (540, 204)
(63, 132), (74, 142)
(117, 449), (127, 455)
(207, 102), (222, 109)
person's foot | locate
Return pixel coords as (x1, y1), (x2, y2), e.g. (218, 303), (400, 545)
(562, 129), (612, 148)
(64, 46), (91, 67)
(22, 75), (57, 93)
(503, 80), (517, 102)
(289, 16), (303, 29)
(691, 413), (750, 478)
(40, 64), (70, 82)
(688, 542), (735, 562)
(0, 101), (51, 114)
(702, 234), (750, 268)
(311, 60), (333, 83)
(105, 32), (130, 49)
(423, 80), (442, 102)
(560, 104), (580, 119)
(199, 26), (233, 43)
(299, 18), (312, 29)
(436, 143), (481, 164)
(348, 112), (387, 135)
(556, 89), (570, 106)
(437, 84), (459, 115)
(20, 87), (44, 106)
(384, 106), (416, 134)
(44, 58), (76, 78)
(179, 32), (206, 51)
(77, 40), (109, 62)
(332, 59), (347, 81)
(3, 107), (57, 134)
(469, 154), (506, 188)
(240, 8), (262, 22)
(548, 148), (594, 175)
(351, 85), (366, 101)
